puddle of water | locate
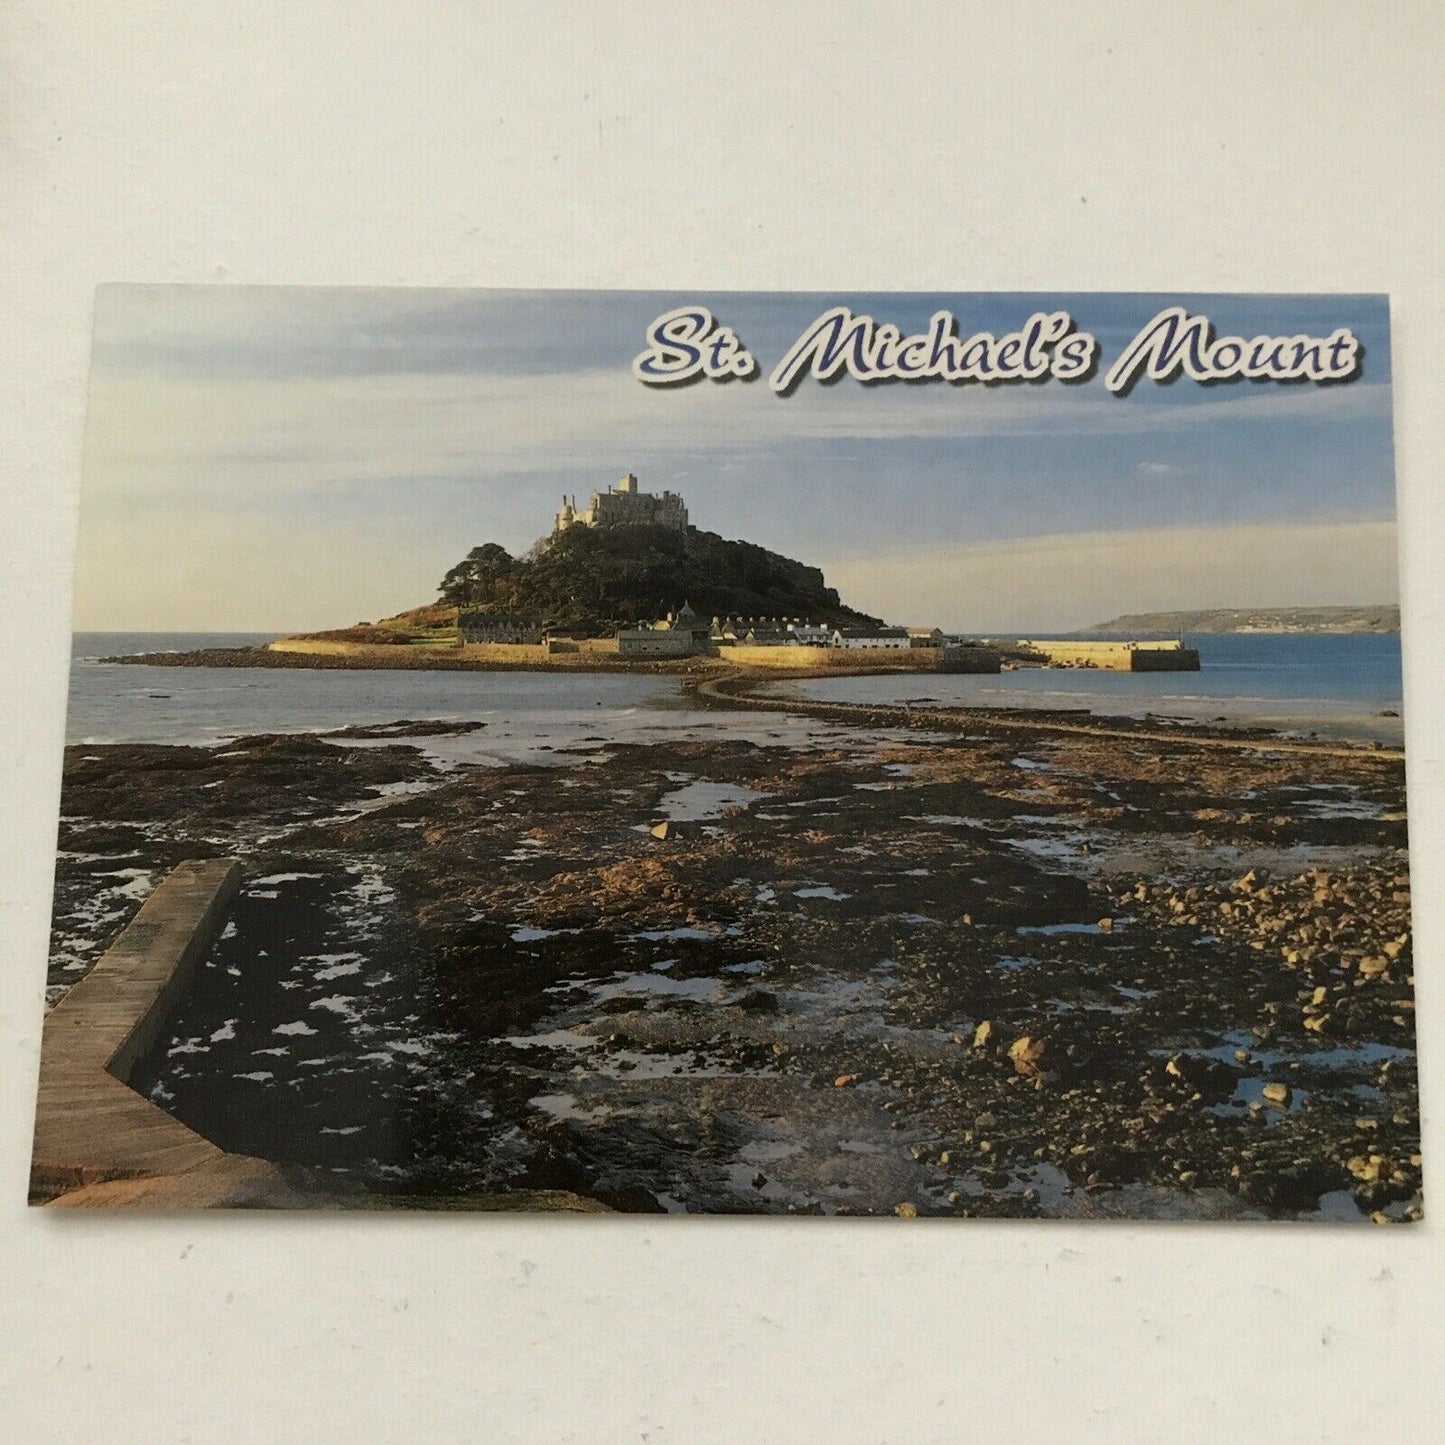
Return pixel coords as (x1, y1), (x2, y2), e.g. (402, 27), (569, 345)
(628, 925), (730, 942)
(1300, 1042), (1415, 1071)
(591, 971), (726, 1005)
(1211, 1077), (1312, 1115)
(657, 780), (767, 821)
(1017, 921), (1119, 937)
(531, 1091), (605, 1123)
(1009, 838), (1081, 862)
(794, 886), (852, 901)
(904, 814), (984, 828)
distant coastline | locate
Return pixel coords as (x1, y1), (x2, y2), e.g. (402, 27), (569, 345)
(1090, 605), (1400, 635)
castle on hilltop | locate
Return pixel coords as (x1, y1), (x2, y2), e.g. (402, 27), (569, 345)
(555, 473), (688, 533)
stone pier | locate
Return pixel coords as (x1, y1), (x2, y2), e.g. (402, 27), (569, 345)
(29, 858), (607, 1210)
(28, 858), (313, 1206)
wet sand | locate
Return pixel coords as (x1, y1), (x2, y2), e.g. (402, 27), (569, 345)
(46, 685), (1419, 1219)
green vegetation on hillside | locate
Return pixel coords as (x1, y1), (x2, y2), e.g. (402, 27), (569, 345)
(436, 524), (880, 634)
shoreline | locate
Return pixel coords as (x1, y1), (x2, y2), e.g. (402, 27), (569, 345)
(690, 671), (1406, 760)
(92, 646), (1406, 751)
(42, 680), (1419, 1219)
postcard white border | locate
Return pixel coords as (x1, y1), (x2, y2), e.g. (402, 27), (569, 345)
(2, 5), (1442, 1440)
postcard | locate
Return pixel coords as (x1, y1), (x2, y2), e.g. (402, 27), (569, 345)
(31, 287), (1415, 1219)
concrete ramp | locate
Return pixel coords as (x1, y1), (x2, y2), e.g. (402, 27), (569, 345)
(30, 857), (608, 1211)
(27, 858), (285, 1203)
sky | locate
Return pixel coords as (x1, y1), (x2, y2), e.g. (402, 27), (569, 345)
(74, 287), (1398, 633)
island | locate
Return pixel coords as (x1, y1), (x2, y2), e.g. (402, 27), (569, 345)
(113, 474), (1197, 675)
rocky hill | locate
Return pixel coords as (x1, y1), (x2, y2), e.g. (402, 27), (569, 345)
(1089, 606), (1400, 636)
(431, 523), (880, 634)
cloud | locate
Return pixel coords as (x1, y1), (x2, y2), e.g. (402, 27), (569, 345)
(73, 288), (1399, 629)
(824, 518), (1400, 633)
(82, 360), (1393, 507)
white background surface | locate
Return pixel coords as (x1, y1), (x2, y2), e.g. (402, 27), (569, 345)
(2, 5), (1442, 1440)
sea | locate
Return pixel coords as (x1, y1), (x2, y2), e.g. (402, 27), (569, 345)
(65, 632), (1407, 749)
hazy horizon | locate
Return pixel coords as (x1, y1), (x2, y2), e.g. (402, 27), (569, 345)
(73, 287), (1398, 633)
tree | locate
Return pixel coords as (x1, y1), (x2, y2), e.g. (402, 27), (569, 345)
(437, 543), (516, 607)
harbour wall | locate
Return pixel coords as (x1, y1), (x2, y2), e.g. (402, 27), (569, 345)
(1013, 639), (1201, 672)
(720, 644), (1000, 672)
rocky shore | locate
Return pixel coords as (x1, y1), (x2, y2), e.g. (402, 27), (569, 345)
(47, 689), (1418, 1219)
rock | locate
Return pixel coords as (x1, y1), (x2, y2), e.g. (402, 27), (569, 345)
(650, 821), (670, 839)
(1358, 956), (1390, 978)
(1346, 1154), (1384, 1182)
(894, 1202), (919, 1218)
(1097, 917), (1113, 933)
(1261, 1081), (1292, 1106)
(751, 1172), (767, 1189)
(1008, 1036), (1046, 1078)
(833, 1073), (858, 1088)
(972, 1019), (993, 1050)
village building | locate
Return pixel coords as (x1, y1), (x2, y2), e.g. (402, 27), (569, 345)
(457, 612), (545, 645)
(907, 627), (945, 648)
(711, 616), (830, 647)
(555, 473), (689, 533)
(831, 626), (911, 650)
(617, 601), (713, 657)
(616, 629), (696, 658)
(787, 622), (832, 646)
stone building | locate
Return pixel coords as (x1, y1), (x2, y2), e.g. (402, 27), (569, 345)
(555, 473), (688, 533)
(617, 601), (713, 657)
(712, 617), (830, 646)
(830, 626), (911, 650)
(458, 612), (545, 645)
